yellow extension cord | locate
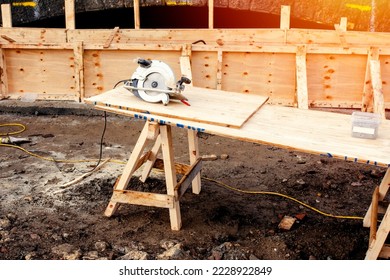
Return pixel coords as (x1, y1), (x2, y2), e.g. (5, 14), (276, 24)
(1, 123), (364, 220)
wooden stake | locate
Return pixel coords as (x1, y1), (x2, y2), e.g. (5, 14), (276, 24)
(362, 47), (379, 112)
(133, 0), (140, 29)
(0, 47), (9, 99)
(339, 17), (348, 32)
(208, 0), (214, 29)
(1, 4), (12, 28)
(280, 6), (290, 30)
(295, 45), (309, 109)
(65, 0), (75, 30)
(216, 50), (223, 90)
(370, 59), (386, 119)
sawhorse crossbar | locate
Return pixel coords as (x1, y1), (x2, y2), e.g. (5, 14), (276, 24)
(363, 168), (390, 259)
(104, 120), (202, 230)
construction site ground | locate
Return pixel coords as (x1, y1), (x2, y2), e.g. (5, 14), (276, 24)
(0, 100), (386, 260)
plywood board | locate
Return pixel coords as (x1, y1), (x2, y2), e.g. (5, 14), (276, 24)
(85, 86), (268, 128)
(307, 54), (367, 107)
(83, 50), (181, 97)
(5, 49), (76, 100)
(221, 52), (296, 106)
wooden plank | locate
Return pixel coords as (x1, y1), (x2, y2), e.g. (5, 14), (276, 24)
(103, 27), (120, 48)
(295, 45), (309, 109)
(369, 186), (379, 245)
(133, 0), (140, 29)
(175, 158), (202, 198)
(65, 0), (75, 30)
(362, 47), (379, 112)
(188, 130), (201, 194)
(85, 86), (268, 128)
(334, 24), (347, 48)
(370, 59), (386, 119)
(104, 121), (150, 217)
(160, 125), (181, 231)
(0, 47), (8, 99)
(112, 190), (174, 209)
(208, 0), (214, 29)
(364, 168), (390, 227)
(73, 41), (84, 102)
(1, 4), (12, 28)
(280, 5), (290, 30)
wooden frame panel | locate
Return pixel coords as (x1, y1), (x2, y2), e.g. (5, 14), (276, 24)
(307, 53), (367, 108)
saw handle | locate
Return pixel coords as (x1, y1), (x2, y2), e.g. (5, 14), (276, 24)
(137, 58), (152, 68)
(179, 76), (192, 85)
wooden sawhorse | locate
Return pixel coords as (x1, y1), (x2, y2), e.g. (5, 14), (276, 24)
(363, 168), (390, 259)
(104, 120), (202, 230)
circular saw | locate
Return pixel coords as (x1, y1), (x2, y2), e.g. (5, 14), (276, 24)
(124, 59), (191, 106)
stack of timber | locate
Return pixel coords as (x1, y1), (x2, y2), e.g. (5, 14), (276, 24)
(0, 1), (389, 115)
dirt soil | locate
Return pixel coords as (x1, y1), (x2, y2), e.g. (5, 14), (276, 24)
(0, 106), (388, 260)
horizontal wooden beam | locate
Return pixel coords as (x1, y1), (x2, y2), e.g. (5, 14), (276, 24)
(111, 190), (174, 209)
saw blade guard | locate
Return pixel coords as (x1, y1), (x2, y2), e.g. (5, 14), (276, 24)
(130, 59), (176, 105)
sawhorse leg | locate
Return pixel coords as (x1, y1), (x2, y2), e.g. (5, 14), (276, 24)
(104, 120), (202, 231)
(363, 168), (390, 259)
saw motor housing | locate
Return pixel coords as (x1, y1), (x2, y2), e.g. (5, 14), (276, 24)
(124, 59), (191, 106)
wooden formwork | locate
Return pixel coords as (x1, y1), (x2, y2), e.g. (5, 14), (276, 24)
(0, 1), (389, 115)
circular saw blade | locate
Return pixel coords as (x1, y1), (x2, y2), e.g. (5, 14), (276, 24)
(141, 72), (170, 96)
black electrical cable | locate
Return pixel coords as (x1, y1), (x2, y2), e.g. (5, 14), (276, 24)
(83, 80), (126, 173)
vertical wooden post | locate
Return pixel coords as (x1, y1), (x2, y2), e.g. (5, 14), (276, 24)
(188, 130), (201, 194)
(0, 47), (9, 99)
(134, 0), (140, 29)
(1, 4), (12, 27)
(73, 41), (84, 102)
(280, 5), (290, 30)
(370, 59), (386, 119)
(208, 0), (214, 29)
(362, 47), (379, 112)
(180, 44), (193, 85)
(369, 186), (379, 246)
(339, 17), (348, 32)
(295, 45), (309, 109)
(65, 0), (75, 29)
(160, 125), (181, 230)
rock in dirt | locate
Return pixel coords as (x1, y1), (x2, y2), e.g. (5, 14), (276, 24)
(95, 241), (110, 252)
(220, 154), (229, 160)
(83, 251), (99, 260)
(157, 243), (191, 260)
(0, 217), (11, 230)
(51, 243), (82, 260)
(278, 216), (297, 231)
(116, 250), (149, 260)
(160, 239), (179, 250)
